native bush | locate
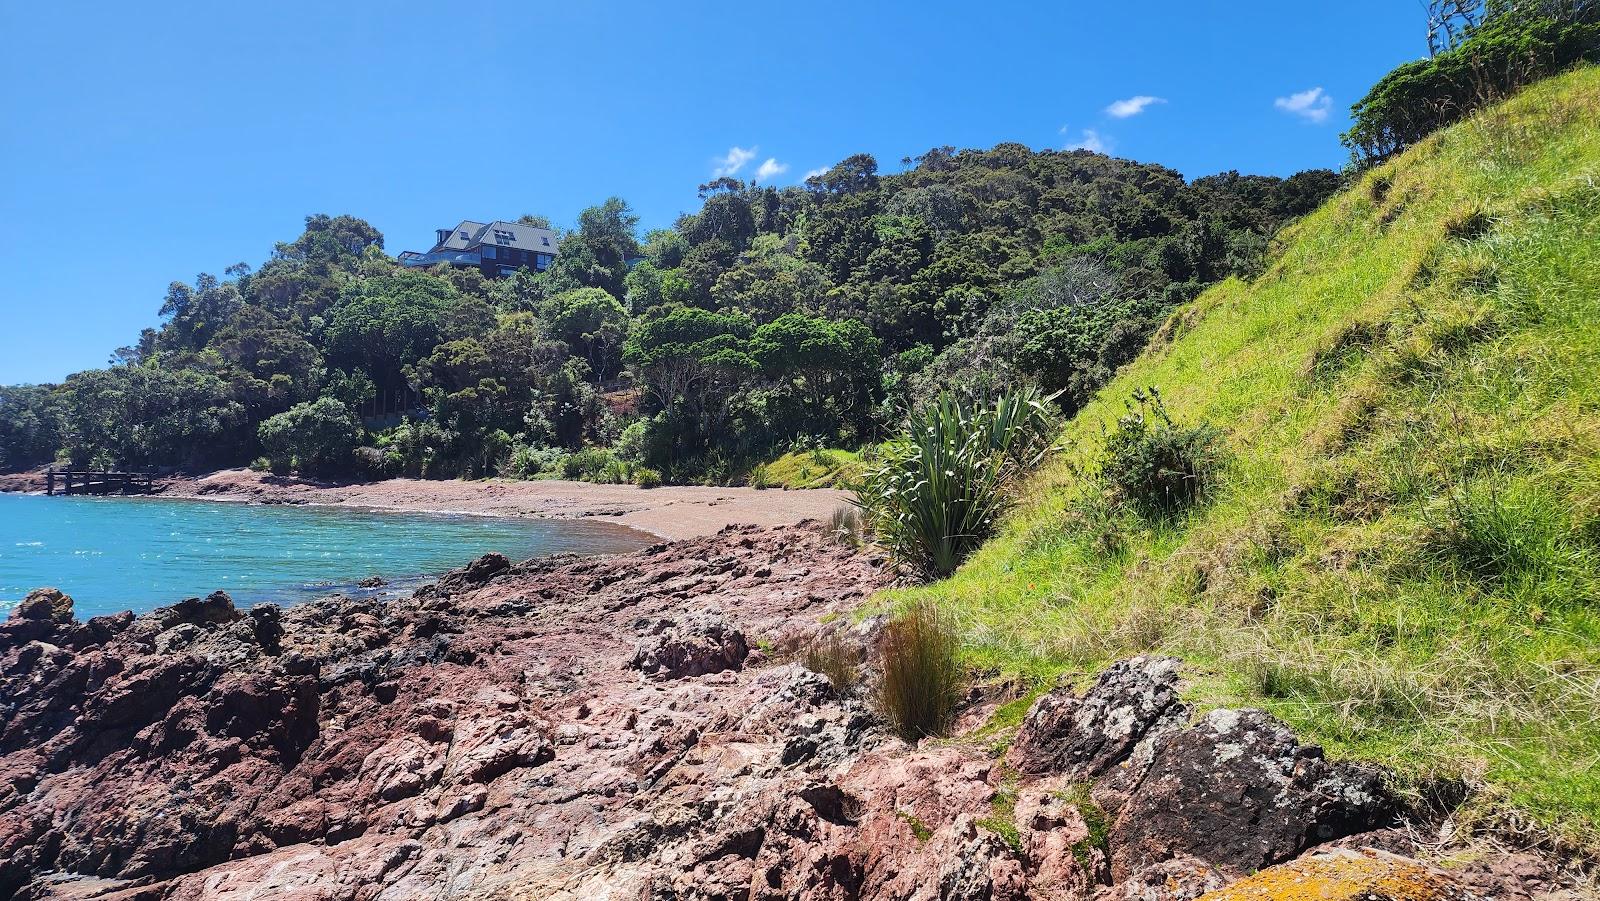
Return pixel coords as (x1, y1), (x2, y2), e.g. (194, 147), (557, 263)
(877, 601), (962, 741)
(856, 388), (1060, 580)
(1344, 4), (1600, 163)
(1098, 388), (1226, 520)
(257, 397), (363, 476)
(500, 441), (568, 479)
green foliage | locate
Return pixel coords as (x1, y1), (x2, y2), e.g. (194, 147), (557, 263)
(500, 441), (568, 480)
(560, 446), (621, 482)
(857, 389), (1060, 580)
(0, 109), (1342, 482)
(540, 287), (630, 379)
(59, 366), (246, 469)
(888, 70), (1600, 848)
(877, 601), (963, 741)
(1345, 2), (1600, 163)
(323, 270), (488, 387)
(257, 397), (363, 476)
(632, 466), (663, 488)
(1097, 387), (1227, 520)
(0, 385), (64, 471)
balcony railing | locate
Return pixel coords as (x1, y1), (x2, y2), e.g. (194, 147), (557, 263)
(398, 250), (481, 268)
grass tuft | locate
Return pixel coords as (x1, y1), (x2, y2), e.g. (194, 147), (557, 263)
(800, 631), (861, 693)
(877, 601), (963, 742)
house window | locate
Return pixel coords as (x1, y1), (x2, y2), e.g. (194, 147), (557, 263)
(541, 236), (550, 246)
(493, 228), (515, 245)
(482, 245), (497, 259)
(458, 231), (469, 241)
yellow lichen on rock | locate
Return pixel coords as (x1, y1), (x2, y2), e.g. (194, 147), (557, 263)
(1195, 849), (1480, 901)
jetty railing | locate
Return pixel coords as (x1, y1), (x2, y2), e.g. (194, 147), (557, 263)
(44, 468), (156, 496)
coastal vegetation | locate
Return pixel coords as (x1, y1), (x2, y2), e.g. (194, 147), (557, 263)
(0, 147), (1339, 483)
(881, 62), (1600, 849)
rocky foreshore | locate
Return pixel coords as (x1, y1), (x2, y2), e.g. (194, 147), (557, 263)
(0, 523), (1580, 900)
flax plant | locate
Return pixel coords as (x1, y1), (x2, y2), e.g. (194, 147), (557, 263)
(857, 388), (1061, 580)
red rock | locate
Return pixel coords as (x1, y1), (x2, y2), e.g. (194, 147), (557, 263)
(0, 524), (1571, 900)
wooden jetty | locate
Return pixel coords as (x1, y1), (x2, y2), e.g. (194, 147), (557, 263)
(44, 468), (156, 497)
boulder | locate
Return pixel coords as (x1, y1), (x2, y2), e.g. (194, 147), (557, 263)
(422, 553), (512, 596)
(15, 588), (74, 625)
(1008, 655), (1188, 779)
(629, 611), (749, 680)
(1108, 708), (1393, 879)
(156, 591), (242, 629)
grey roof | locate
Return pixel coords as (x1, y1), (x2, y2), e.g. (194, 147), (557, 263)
(428, 219), (560, 254)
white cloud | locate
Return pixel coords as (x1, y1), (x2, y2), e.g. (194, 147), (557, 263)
(754, 158), (789, 182)
(1274, 87), (1333, 123)
(804, 167), (829, 180)
(712, 145), (757, 177)
(1106, 95), (1165, 118)
(1061, 126), (1112, 154)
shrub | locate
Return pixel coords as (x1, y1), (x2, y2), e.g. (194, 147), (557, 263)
(856, 388), (1060, 580)
(749, 463), (772, 489)
(256, 397), (362, 476)
(1344, 6), (1600, 164)
(614, 419), (649, 464)
(633, 467), (663, 488)
(877, 601), (962, 741)
(500, 442), (567, 480)
(1099, 387), (1225, 521)
(801, 632), (860, 693)
(561, 446), (618, 481)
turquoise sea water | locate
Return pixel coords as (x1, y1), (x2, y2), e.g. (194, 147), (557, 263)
(0, 494), (650, 618)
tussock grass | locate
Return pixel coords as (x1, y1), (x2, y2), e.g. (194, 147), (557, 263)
(800, 631), (861, 693)
(885, 68), (1600, 850)
(877, 601), (963, 741)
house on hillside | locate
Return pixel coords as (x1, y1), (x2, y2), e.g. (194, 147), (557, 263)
(398, 219), (560, 278)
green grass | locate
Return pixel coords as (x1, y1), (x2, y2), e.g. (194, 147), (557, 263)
(976, 771), (1022, 852)
(886, 67), (1600, 850)
(754, 447), (864, 489)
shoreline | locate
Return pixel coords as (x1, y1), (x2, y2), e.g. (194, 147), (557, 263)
(2, 468), (852, 541)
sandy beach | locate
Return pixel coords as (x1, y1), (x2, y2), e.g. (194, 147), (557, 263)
(96, 469), (854, 540)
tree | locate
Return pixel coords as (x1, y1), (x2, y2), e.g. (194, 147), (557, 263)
(548, 197), (640, 298)
(624, 307), (757, 461)
(0, 385), (64, 471)
(1345, 2), (1600, 162)
(59, 366), (246, 469)
(158, 273), (244, 351)
(807, 153), (880, 195)
(321, 270), (487, 389)
(749, 314), (884, 440)
(257, 397), (363, 474)
(540, 288), (630, 380)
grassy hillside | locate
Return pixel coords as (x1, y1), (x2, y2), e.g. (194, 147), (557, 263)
(890, 67), (1600, 848)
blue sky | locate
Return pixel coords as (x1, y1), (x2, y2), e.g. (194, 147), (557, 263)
(0, 1), (1423, 385)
